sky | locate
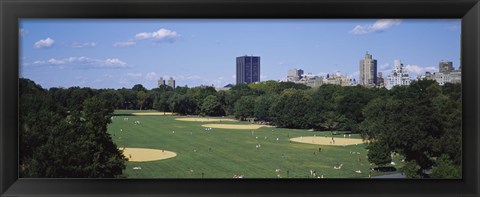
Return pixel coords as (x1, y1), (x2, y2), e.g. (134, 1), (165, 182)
(19, 19), (461, 90)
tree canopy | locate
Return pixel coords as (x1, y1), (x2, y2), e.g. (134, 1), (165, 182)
(20, 78), (461, 178)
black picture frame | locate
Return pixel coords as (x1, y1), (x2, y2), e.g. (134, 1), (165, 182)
(1, 0), (479, 196)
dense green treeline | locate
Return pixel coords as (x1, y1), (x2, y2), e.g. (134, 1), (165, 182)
(20, 79), (126, 178)
(361, 80), (461, 178)
(19, 78), (461, 178)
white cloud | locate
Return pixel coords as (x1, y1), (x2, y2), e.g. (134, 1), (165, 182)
(260, 75), (268, 80)
(379, 63), (390, 70)
(134, 28), (179, 42)
(71, 42), (96, 48)
(405, 65), (438, 75)
(126, 72), (143, 77)
(349, 71), (360, 79)
(19, 29), (27, 37)
(174, 75), (202, 81)
(113, 41), (136, 47)
(34, 37), (55, 48)
(145, 72), (158, 81)
(47, 58), (65, 65)
(32, 56), (131, 69)
(104, 58), (128, 67)
(350, 19), (402, 35)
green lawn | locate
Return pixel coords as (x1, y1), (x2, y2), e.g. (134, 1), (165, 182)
(108, 110), (403, 178)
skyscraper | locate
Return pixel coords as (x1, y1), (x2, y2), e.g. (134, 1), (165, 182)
(236, 55), (260, 85)
(386, 60), (411, 89)
(167, 77), (175, 89)
(439, 60), (454, 74)
(157, 77), (165, 88)
(359, 52), (377, 87)
(377, 72), (385, 88)
(287, 68), (303, 81)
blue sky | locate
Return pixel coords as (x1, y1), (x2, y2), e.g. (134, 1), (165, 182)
(20, 19), (461, 89)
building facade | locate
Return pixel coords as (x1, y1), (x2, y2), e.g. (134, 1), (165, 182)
(323, 71), (350, 87)
(287, 68), (304, 82)
(417, 60), (461, 85)
(439, 60), (454, 74)
(167, 77), (175, 89)
(236, 55), (261, 85)
(157, 77), (166, 88)
(386, 60), (411, 89)
(377, 72), (385, 88)
(359, 52), (378, 88)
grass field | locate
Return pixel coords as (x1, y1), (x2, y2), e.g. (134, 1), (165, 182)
(108, 110), (403, 178)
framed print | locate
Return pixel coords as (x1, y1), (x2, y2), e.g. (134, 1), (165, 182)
(1, 0), (479, 196)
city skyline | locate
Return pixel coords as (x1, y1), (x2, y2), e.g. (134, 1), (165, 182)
(20, 19), (461, 90)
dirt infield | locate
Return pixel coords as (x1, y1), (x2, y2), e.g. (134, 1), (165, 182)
(290, 136), (365, 146)
(122, 148), (177, 162)
(132, 112), (175, 116)
(201, 124), (271, 130)
(175, 117), (236, 122)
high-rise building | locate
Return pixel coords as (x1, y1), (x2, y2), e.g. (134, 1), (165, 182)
(298, 69), (304, 78)
(287, 68), (304, 81)
(439, 60), (454, 74)
(377, 72), (385, 88)
(359, 52), (378, 87)
(417, 60), (461, 85)
(157, 77), (166, 87)
(167, 77), (175, 89)
(386, 60), (411, 89)
(236, 55), (260, 85)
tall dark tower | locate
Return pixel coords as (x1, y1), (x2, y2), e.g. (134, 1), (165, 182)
(236, 55), (260, 85)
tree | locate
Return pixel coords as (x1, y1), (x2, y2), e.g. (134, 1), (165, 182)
(83, 96), (114, 131)
(201, 95), (224, 116)
(273, 81), (309, 93)
(117, 88), (137, 109)
(187, 86), (217, 114)
(234, 96), (255, 119)
(248, 80), (279, 95)
(320, 111), (346, 131)
(81, 97), (126, 177)
(136, 91), (148, 110)
(19, 79), (126, 178)
(218, 90), (236, 116)
(367, 141), (392, 166)
(98, 89), (123, 109)
(132, 84), (147, 92)
(220, 84), (254, 116)
(430, 154), (461, 179)
(171, 94), (197, 115)
(155, 91), (174, 114)
(360, 97), (399, 140)
(335, 86), (375, 132)
(254, 94), (275, 121)
(401, 160), (422, 178)
(269, 89), (314, 129)
(361, 80), (462, 178)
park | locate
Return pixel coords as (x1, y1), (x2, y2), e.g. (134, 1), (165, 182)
(108, 110), (403, 178)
